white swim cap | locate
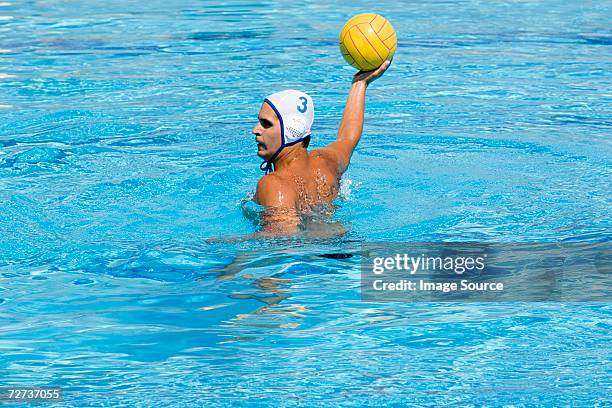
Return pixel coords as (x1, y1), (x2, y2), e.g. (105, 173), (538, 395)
(260, 89), (315, 173)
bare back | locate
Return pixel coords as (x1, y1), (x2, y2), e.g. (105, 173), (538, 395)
(256, 148), (341, 213)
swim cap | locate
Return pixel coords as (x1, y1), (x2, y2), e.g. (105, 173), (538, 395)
(260, 89), (314, 173)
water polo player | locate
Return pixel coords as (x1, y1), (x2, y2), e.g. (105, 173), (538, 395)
(252, 60), (391, 234)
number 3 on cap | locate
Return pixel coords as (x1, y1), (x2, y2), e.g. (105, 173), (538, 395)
(297, 97), (308, 113)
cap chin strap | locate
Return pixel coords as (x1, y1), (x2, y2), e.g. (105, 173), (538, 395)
(260, 147), (282, 174)
(259, 137), (308, 174)
(260, 160), (274, 174)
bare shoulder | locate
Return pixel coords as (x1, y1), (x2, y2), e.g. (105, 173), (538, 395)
(309, 147), (343, 173)
(255, 173), (296, 207)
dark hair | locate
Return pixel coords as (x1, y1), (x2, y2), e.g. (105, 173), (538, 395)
(302, 135), (311, 148)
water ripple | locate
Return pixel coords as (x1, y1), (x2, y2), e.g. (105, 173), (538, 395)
(0, 1), (610, 405)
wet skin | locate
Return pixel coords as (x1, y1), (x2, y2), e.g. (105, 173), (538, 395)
(252, 60), (391, 235)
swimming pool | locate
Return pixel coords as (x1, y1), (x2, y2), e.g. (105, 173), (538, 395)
(0, 0), (610, 405)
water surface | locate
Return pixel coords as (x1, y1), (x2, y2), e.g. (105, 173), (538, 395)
(0, 0), (610, 405)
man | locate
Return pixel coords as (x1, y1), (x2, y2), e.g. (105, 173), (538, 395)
(253, 60), (391, 235)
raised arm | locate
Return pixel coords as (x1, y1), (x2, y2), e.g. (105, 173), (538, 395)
(324, 60), (391, 173)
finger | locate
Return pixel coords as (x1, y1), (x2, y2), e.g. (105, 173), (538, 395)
(374, 61), (390, 75)
(371, 66), (386, 79)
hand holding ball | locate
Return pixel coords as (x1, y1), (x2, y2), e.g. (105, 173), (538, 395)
(340, 13), (396, 71)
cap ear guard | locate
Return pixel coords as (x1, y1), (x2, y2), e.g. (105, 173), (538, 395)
(285, 116), (309, 141)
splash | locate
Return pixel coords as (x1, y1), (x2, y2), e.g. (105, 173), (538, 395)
(339, 175), (353, 201)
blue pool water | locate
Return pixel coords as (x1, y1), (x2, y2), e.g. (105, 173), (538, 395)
(1, 0), (611, 405)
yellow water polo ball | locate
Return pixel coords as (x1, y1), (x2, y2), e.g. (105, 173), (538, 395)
(339, 13), (396, 71)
